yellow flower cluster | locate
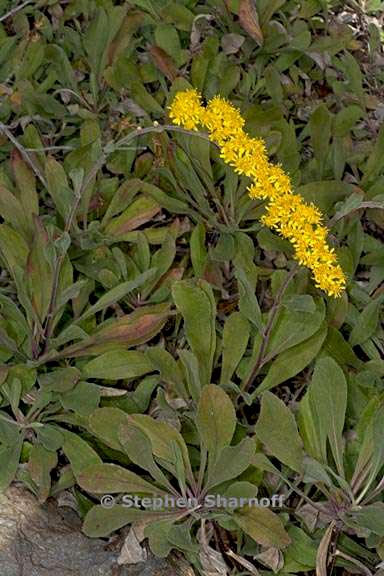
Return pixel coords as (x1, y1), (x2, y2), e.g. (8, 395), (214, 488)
(168, 89), (346, 297)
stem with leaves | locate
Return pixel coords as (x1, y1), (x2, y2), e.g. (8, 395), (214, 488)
(241, 264), (299, 394)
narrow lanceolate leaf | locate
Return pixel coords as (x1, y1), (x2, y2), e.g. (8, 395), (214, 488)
(316, 522), (335, 576)
(348, 503), (384, 537)
(255, 392), (304, 473)
(257, 323), (327, 394)
(82, 350), (153, 380)
(27, 444), (57, 503)
(104, 195), (161, 239)
(0, 430), (23, 491)
(83, 506), (165, 538)
(128, 414), (191, 477)
(62, 430), (102, 479)
(26, 216), (53, 324)
(0, 184), (30, 238)
(119, 423), (173, 491)
(308, 357), (347, 476)
(57, 303), (170, 357)
(78, 463), (166, 495)
(233, 507), (291, 549)
(78, 269), (158, 321)
(172, 279), (216, 388)
(349, 297), (383, 348)
(206, 437), (255, 489)
(11, 150), (39, 226)
(45, 156), (74, 221)
(239, 0), (264, 46)
(0, 225), (28, 280)
(196, 384), (236, 466)
(220, 312), (250, 385)
(309, 104), (332, 179)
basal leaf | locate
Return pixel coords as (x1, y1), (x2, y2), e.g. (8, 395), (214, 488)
(172, 280), (216, 388)
(233, 507), (291, 549)
(196, 384), (236, 466)
(255, 391), (304, 473)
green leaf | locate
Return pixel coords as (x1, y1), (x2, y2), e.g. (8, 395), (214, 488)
(172, 280), (216, 388)
(308, 357), (347, 475)
(190, 223), (207, 277)
(119, 423), (174, 490)
(233, 506), (291, 548)
(26, 216), (53, 324)
(140, 181), (193, 216)
(196, 384), (236, 466)
(255, 391), (304, 473)
(349, 298), (383, 347)
(235, 265), (263, 330)
(309, 104), (332, 178)
(284, 526), (317, 572)
(348, 503), (384, 536)
(265, 297), (325, 358)
(128, 414), (192, 478)
(0, 184), (30, 238)
(362, 123), (384, 185)
(27, 444), (57, 502)
(83, 505), (155, 538)
(206, 437), (255, 489)
(178, 349), (201, 402)
(298, 181), (355, 213)
(333, 105), (364, 137)
(45, 156), (74, 221)
(62, 430), (102, 480)
(257, 323), (328, 394)
(79, 269), (158, 321)
(0, 224), (28, 278)
(142, 234), (176, 298)
(78, 462), (165, 495)
(60, 381), (101, 416)
(0, 419), (23, 491)
(220, 312), (250, 385)
(191, 36), (219, 92)
(45, 45), (78, 90)
(88, 407), (129, 452)
(82, 350), (153, 380)
(146, 346), (187, 398)
(145, 518), (176, 558)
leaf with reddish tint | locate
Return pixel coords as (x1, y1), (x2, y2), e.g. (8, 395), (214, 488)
(149, 46), (178, 81)
(0, 184), (31, 239)
(239, 0), (264, 46)
(78, 462), (166, 495)
(104, 196), (161, 239)
(11, 150), (39, 225)
(26, 216), (54, 324)
(57, 303), (170, 357)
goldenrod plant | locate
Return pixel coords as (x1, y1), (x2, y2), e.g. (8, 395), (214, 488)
(169, 90), (346, 297)
(0, 1), (383, 575)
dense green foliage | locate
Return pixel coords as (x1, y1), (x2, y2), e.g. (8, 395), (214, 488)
(0, 0), (384, 574)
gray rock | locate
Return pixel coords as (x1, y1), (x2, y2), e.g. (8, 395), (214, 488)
(0, 486), (193, 576)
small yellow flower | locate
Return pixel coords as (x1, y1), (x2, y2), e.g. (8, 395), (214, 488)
(168, 89), (204, 131)
(168, 90), (346, 297)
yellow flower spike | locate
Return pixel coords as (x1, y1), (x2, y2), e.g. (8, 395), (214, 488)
(168, 90), (346, 297)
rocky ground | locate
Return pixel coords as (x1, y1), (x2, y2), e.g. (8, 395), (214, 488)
(0, 486), (193, 576)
